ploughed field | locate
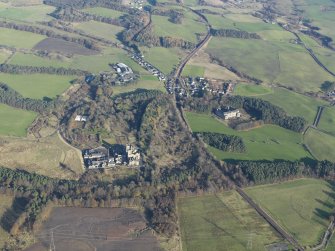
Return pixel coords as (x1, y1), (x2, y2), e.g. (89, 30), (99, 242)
(245, 178), (335, 246)
(26, 207), (161, 251)
(178, 191), (284, 251)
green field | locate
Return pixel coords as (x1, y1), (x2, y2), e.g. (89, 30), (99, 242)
(75, 21), (123, 42)
(182, 65), (205, 77)
(0, 104), (36, 137)
(304, 128), (335, 162)
(234, 83), (273, 96)
(111, 75), (165, 96)
(141, 47), (184, 75)
(178, 191), (283, 251)
(206, 37), (335, 92)
(259, 87), (327, 124)
(185, 111), (310, 161)
(0, 50), (10, 64)
(318, 107), (335, 136)
(0, 3), (55, 22)
(82, 7), (125, 19)
(298, 0), (335, 46)
(0, 73), (75, 99)
(0, 27), (46, 49)
(245, 178), (335, 246)
(152, 10), (207, 43)
(9, 48), (147, 74)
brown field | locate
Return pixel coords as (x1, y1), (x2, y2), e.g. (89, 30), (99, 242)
(0, 133), (83, 179)
(188, 50), (240, 81)
(26, 207), (161, 251)
(33, 38), (99, 56)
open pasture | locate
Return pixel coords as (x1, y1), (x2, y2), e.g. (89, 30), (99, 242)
(178, 191), (283, 251)
(0, 50), (11, 64)
(0, 73), (74, 99)
(318, 107), (335, 136)
(0, 133), (83, 179)
(245, 178), (335, 246)
(141, 47), (184, 75)
(304, 128), (335, 162)
(112, 75), (165, 96)
(27, 207), (159, 251)
(152, 10), (207, 43)
(206, 37), (335, 92)
(234, 83), (273, 97)
(82, 7), (125, 19)
(75, 21), (123, 42)
(0, 27), (46, 49)
(0, 3), (55, 22)
(297, 0), (335, 47)
(0, 104), (37, 137)
(259, 87), (327, 124)
(185, 111), (310, 161)
(182, 65), (205, 77)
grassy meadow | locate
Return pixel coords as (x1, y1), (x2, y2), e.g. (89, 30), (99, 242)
(0, 3), (55, 22)
(318, 107), (335, 136)
(206, 37), (335, 92)
(0, 104), (36, 137)
(185, 111), (310, 161)
(82, 7), (125, 19)
(152, 10), (207, 43)
(259, 87), (327, 124)
(0, 73), (74, 99)
(112, 75), (165, 96)
(0, 133), (83, 179)
(304, 128), (335, 162)
(182, 65), (205, 77)
(234, 83), (273, 96)
(178, 191), (283, 251)
(245, 178), (335, 246)
(0, 28), (46, 49)
(75, 21), (123, 42)
(141, 47), (184, 75)
(9, 48), (147, 74)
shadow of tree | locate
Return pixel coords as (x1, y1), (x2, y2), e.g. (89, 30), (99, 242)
(0, 197), (28, 232)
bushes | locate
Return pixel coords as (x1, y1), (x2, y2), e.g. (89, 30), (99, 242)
(210, 28), (261, 39)
(198, 132), (246, 152)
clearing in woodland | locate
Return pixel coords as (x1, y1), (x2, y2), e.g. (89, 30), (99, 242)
(178, 191), (284, 251)
(245, 178), (335, 246)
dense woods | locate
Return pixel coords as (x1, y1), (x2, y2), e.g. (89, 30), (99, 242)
(229, 159), (335, 185)
(183, 95), (307, 132)
(198, 132), (246, 152)
(210, 28), (261, 39)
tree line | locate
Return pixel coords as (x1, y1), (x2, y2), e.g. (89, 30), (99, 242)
(0, 21), (100, 51)
(198, 132), (246, 152)
(0, 64), (88, 76)
(182, 94), (307, 132)
(0, 83), (55, 113)
(210, 28), (261, 39)
(228, 159), (335, 186)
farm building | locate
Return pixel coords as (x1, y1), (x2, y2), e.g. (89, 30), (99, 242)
(75, 115), (88, 122)
(215, 107), (241, 120)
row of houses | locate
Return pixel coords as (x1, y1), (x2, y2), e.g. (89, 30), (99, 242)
(83, 144), (141, 169)
(131, 54), (166, 81)
(215, 107), (241, 120)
